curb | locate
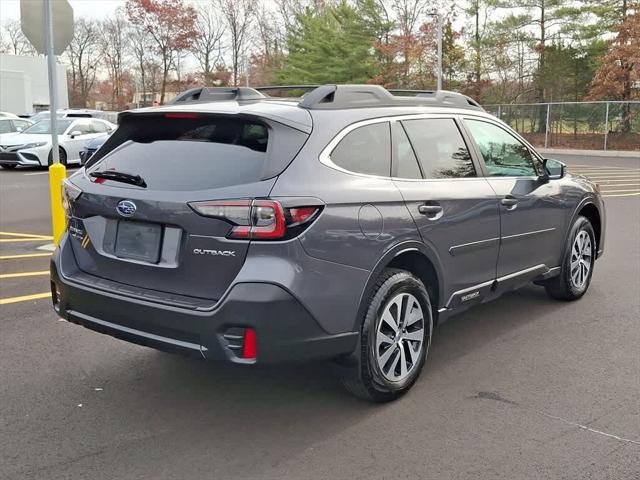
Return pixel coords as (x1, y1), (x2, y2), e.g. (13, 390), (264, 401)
(538, 148), (640, 159)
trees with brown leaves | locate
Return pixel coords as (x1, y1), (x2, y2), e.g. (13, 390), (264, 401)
(126, 0), (198, 104)
(589, 4), (639, 132)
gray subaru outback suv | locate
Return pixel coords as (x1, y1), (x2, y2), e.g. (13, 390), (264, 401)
(51, 85), (605, 401)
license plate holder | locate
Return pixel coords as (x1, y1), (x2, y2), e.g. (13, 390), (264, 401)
(115, 221), (162, 263)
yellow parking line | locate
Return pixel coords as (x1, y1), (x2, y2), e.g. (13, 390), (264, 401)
(0, 238), (52, 243)
(0, 231), (53, 240)
(0, 292), (51, 305)
(0, 252), (52, 260)
(0, 270), (49, 279)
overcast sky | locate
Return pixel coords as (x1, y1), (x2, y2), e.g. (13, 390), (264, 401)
(0, 0), (126, 21)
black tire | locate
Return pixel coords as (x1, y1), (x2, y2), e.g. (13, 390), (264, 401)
(47, 147), (67, 166)
(545, 215), (596, 301)
(0, 163), (17, 169)
(340, 268), (433, 402)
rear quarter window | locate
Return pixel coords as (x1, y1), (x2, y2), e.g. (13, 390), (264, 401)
(329, 122), (391, 177)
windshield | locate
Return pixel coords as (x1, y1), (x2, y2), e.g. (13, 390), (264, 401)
(22, 119), (73, 135)
(0, 120), (11, 134)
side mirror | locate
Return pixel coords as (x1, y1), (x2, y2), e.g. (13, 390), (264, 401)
(541, 158), (565, 181)
(69, 130), (82, 138)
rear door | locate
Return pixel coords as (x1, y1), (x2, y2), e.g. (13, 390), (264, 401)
(462, 118), (567, 280)
(69, 113), (308, 302)
(392, 116), (501, 309)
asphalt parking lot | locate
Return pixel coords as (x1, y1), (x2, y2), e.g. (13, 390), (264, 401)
(1, 153), (639, 479)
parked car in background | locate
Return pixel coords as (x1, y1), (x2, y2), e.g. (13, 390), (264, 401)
(0, 117), (34, 136)
(0, 111), (19, 118)
(0, 117), (116, 169)
(29, 109), (119, 124)
(52, 85), (605, 402)
(79, 134), (109, 165)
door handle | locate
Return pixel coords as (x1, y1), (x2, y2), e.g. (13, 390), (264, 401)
(500, 196), (518, 208)
(418, 204), (443, 216)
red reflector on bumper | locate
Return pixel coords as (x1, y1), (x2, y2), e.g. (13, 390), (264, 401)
(242, 328), (257, 359)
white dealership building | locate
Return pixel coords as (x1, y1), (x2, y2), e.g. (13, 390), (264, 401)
(0, 54), (68, 115)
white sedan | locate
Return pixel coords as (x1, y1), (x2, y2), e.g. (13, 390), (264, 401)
(0, 117), (115, 169)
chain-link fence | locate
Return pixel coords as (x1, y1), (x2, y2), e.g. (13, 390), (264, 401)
(483, 101), (640, 151)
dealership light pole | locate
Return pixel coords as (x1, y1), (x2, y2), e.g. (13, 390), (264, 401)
(43, 0), (60, 165)
(427, 12), (443, 91)
(20, 0), (74, 244)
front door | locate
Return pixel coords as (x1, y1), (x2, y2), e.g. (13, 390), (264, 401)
(391, 117), (501, 309)
(462, 118), (567, 283)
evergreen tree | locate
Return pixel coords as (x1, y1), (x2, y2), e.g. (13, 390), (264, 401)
(277, 2), (377, 85)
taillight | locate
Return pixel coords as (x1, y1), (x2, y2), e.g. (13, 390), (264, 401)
(189, 199), (321, 240)
(61, 179), (82, 217)
(164, 112), (200, 119)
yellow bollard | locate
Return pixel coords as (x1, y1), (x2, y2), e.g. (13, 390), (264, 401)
(49, 163), (67, 245)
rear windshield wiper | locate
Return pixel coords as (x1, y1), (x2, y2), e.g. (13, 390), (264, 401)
(90, 170), (147, 188)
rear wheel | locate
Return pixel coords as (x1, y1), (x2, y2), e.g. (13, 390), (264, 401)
(545, 216), (595, 301)
(47, 148), (67, 166)
(341, 268), (433, 402)
(0, 163), (17, 170)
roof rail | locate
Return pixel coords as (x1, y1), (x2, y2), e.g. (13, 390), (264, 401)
(294, 85), (483, 111)
(169, 87), (265, 104)
(167, 84), (483, 111)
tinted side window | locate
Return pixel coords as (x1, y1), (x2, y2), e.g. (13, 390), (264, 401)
(402, 119), (476, 178)
(73, 121), (94, 134)
(392, 121), (422, 179)
(92, 120), (108, 133)
(330, 122), (391, 177)
(465, 119), (537, 177)
(13, 120), (31, 131)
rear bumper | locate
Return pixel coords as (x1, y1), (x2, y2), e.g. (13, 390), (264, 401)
(51, 236), (358, 363)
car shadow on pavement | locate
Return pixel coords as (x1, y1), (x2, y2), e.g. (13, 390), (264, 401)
(426, 284), (576, 371)
(86, 284), (574, 420)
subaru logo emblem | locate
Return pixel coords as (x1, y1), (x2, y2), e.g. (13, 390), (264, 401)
(116, 200), (136, 217)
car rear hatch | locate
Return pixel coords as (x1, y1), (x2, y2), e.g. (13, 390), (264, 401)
(65, 110), (310, 304)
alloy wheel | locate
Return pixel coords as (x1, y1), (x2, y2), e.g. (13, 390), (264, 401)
(570, 230), (592, 289)
(375, 293), (425, 382)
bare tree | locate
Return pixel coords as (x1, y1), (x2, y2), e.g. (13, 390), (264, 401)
(126, 0), (199, 104)
(100, 12), (129, 110)
(65, 18), (100, 108)
(129, 26), (151, 105)
(216, 0), (256, 86)
(190, 3), (226, 85)
(1, 20), (36, 55)
(274, 0), (316, 34)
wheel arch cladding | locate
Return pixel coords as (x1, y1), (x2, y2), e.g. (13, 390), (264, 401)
(578, 203), (601, 252)
(387, 251), (440, 320)
(355, 243), (443, 331)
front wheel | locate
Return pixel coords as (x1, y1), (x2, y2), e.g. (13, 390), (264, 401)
(340, 269), (433, 402)
(47, 147), (67, 166)
(545, 215), (596, 301)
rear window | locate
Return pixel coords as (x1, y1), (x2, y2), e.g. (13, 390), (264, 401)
(87, 114), (307, 191)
